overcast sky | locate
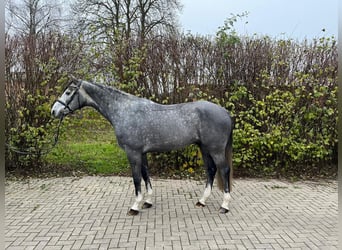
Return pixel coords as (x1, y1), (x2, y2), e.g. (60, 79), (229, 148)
(179, 0), (338, 40)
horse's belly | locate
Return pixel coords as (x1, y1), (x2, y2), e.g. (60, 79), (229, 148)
(142, 125), (198, 152)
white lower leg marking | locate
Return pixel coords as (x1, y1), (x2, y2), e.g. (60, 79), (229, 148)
(145, 185), (153, 205)
(199, 186), (212, 205)
(131, 192), (143, 211)
(221, 192), (232, 210)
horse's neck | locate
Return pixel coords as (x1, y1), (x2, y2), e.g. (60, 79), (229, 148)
(81, 81), (136, 124)
(82, 82), (121, 121)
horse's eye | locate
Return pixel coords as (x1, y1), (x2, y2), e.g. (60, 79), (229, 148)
(65, 91), (71, 96)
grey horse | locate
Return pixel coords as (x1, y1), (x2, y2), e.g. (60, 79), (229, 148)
(51, 78), (234, 215)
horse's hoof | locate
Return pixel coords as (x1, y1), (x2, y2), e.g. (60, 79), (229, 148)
(196, 201), (205, 207)
(127, 209), (139, 216)
(142, 202), (153, 209)
(219, 207), (229, 214)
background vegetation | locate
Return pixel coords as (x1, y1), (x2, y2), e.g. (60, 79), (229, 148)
(5, 0), (337, 179)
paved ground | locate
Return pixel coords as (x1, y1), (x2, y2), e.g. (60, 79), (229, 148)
(5, 176), (338, 250)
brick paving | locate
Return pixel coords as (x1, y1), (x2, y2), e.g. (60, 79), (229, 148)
(5, 176), (337, 249)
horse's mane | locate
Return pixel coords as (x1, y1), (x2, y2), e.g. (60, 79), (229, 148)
(82, 79), (155, 106)
(87, 81), (137, 100)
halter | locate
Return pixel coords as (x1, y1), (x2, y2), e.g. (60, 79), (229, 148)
(56, 82), (81, 115)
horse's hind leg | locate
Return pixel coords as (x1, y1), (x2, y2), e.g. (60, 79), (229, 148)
(218, 167), (232, 214)
(141, 153), (153, 209)
(212, 152), (232, 214)
(196, 149), (216, 207)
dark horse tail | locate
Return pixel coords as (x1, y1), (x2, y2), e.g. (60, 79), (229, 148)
(216, 125), (233, 192)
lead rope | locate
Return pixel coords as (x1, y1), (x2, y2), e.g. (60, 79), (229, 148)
(5, 117), (64, 156)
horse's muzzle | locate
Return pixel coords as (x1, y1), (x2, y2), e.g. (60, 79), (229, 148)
(51, 101), (67, 119)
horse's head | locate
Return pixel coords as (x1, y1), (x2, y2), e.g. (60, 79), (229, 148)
(51, 77), (83, 119)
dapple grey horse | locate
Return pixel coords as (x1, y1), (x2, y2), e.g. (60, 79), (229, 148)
(51, 78), (233, 215)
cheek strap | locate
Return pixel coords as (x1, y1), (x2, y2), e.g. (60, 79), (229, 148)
(55, 87), (81, 113)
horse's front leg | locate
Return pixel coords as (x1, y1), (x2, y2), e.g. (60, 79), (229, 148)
(127, 151), (143, 216)
(141, 153), (153, 209)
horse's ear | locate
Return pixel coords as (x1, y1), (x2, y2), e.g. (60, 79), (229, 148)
(69, 75), (82, 88)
